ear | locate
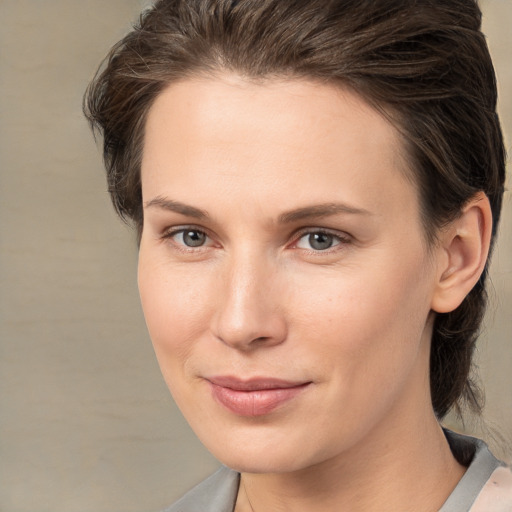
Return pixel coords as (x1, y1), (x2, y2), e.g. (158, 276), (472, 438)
(431, 192), (493, 314)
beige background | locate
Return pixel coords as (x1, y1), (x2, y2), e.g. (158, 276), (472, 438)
(0, 1), (510, 511)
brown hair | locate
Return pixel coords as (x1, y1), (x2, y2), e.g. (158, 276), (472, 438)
(84, 0), (506, 419)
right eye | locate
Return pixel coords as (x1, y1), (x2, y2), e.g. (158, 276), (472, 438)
(164, 228), (211, 248)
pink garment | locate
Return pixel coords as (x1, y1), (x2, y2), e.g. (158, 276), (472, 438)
(471, 465), (512, 511)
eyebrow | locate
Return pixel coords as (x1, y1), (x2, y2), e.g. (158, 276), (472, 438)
(144, 196), (209, 219)
(144, 196), (372, 223)
(278, 203), (373, 223)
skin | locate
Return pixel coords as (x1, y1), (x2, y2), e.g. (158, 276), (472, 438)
(138, 75), (491, 511)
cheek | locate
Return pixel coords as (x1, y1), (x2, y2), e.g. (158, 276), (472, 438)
(289, 252), (433, 380)
(137, 255), (215, 366)
(295, 261), (426, 329)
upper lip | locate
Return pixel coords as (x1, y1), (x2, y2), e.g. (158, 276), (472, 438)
(206, 376), (310, 391)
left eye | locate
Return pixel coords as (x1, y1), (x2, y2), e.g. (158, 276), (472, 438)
(296, 232), (342, 251)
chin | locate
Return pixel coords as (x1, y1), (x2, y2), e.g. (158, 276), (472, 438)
(216, 448), (306, 475)
(195, 424), (326, 475)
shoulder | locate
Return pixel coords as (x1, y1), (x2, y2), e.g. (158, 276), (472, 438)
(441, 429), (512, 512)
(160, 466), (240, 512)
(470, 464), (512, 512)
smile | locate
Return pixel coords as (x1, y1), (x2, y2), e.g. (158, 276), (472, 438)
(206, 376), (311, 417)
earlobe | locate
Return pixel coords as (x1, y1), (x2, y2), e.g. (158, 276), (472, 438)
(431, 192), (493, 314)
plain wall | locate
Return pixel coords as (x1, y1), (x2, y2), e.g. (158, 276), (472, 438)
(0, 1), (510, 511)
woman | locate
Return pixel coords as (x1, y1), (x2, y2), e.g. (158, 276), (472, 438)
(84, 0), (511, 510)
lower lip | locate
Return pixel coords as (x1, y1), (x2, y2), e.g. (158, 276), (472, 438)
(209, 382), (310, 417)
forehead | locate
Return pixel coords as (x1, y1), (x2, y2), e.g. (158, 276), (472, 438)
(141, 75), (417, 223)
(143, 74), (402, 160)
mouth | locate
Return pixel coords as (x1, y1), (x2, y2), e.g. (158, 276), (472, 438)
(205, 376), (312, 417)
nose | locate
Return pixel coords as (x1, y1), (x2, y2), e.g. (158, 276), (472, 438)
(212, 253), (287, 351)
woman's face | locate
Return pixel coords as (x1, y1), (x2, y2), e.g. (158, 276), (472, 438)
(138, 75), (441, 473)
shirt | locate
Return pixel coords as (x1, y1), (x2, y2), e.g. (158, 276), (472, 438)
(162, 430), (512, 512)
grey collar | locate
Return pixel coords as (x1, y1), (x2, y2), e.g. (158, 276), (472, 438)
(439, 430), (502, 511)
(163, 430), (502, 512)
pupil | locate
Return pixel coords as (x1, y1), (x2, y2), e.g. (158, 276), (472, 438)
(309, 233), (333, 250)
(183, 230), (205, 247)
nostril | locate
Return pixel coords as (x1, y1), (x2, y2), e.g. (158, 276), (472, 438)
(253, 336), (270, 344)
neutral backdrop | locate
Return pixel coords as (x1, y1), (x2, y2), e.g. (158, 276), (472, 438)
(0, 1), (510, 511)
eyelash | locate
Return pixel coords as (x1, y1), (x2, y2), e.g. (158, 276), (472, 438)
(160, 226), (352, 254)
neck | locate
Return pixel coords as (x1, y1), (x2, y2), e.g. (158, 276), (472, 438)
(235, 401), (465, 512)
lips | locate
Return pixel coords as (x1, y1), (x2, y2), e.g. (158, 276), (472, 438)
(206, 376), (311, 416)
